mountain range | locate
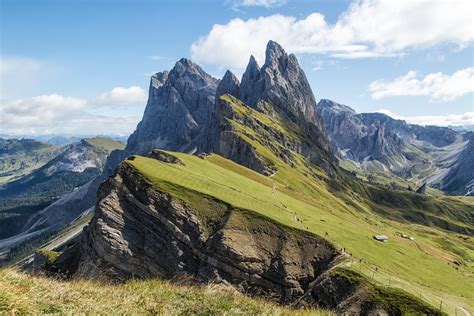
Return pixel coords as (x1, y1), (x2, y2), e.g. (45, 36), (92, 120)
(318, 99), (474, 196)
(0, 137), (124, 259)
(1, 41), (473, 314)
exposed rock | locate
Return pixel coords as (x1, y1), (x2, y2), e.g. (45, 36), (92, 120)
(51, 161), (441, 315)
(147, 149), (184, 165)
(216, 70), (240, 99)
(239, 41), (320, 129)
(208, 96), (277, 176)
(436, 132), (474, 195)
(317, 98), (473, 195)
(416, 183), (427, 195)
(126, 59), (218, 155)
(239, 55), (263, 108)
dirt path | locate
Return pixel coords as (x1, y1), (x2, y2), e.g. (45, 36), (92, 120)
(457, 306), (472, 316)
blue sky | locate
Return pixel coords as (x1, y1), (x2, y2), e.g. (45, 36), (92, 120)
(1, 0), (473, 136)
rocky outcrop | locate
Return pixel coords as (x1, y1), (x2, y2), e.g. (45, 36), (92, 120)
(416, 183), (427, 195)
(71, 161), (339, 299)
(310, 268), (443, 315)
(146, 149), (184, 165)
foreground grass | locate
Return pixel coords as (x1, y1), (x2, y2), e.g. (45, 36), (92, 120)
(0, 269), (328, 315)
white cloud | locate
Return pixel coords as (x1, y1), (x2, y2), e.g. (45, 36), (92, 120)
(149, 55), (162, 61)
(0, 89), (145, 136)
(1, 94), (87, 125)
(369, 68), (474, 102)
(377, 109), (474, 127)
(191, 0), (473, 71)
(235, 0), (286, 8)
(96, 86), (147, 106)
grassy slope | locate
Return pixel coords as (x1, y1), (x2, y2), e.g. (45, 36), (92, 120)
(128, 153), (473, 314)
(124, 93), (473, 314)
(83, 136), (125, 153)
(0, 140), (62, 185)
(0, 269), (328, 315)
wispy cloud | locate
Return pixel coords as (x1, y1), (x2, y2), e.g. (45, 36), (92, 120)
(191, 0), (473, 71)
(369, 68), (474, 102)
(149, 55), (162, 61)
(377, 109), (474, 127)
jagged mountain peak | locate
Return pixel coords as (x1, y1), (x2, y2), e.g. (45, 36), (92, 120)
(265, 40), (285, 59)
(126, 58), (218, 155)
(239, 40), (319, 126)
(263, 40), (297, 74)
(169, 58), (217, 84)
(216, 70), (240, 99)
(150, 71), (168, 89)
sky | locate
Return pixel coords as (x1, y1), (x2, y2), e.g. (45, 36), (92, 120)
(0, 0), (473, 136)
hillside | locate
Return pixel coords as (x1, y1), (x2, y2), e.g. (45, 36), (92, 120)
(0, 137), (124, 259)
(46, 149), (462, 314)
(0, 138), (62, 185)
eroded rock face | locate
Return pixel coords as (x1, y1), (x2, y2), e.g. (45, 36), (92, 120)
(72, 161), (339, 302)
(126, 59), (218, 155)
(240, 41), (320, 128)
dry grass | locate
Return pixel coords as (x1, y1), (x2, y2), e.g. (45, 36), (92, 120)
(0, 268), (330, 315)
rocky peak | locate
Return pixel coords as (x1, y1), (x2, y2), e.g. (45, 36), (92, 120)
(238, 41), (319, 128)
(169, 58), (215, 84)
(216, 70), (240, 99)
(239, 55), (262, 106)
(150, 71), (168, 89)
(125, 59), (218, 155)
(263, 40), (288, 73)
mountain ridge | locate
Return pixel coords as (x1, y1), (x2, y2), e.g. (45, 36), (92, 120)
(317, 99), (473, 195)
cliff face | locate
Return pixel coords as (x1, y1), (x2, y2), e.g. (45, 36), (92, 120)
(126, 59), (218, 155)
(74, 160), (340, 301)
(437, 132), (474, 195)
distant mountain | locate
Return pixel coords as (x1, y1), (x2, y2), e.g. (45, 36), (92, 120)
(0, 137), (124, 248)
(449, 125), (474, 132)
(0, 138), (62, 185)
(317, 99), (473, 195)
(0, 134), (129, 147)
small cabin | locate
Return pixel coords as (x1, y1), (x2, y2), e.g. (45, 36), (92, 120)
(373, 235), (389, 242)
